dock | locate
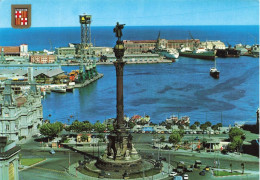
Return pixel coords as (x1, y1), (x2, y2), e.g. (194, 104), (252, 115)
(74, 73), (104, 88)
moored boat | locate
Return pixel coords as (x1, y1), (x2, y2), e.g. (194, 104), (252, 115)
(51, 86), (66, 93)
(66, 85), (74, 92)
(210, 59), (220, 79)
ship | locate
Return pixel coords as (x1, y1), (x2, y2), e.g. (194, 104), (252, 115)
(179, 46), (216, 60)
(216, 45), (240, 58)
(154, 46), (179, 60)
(51, 86), (66, 93)
(210, 59), (219, 79)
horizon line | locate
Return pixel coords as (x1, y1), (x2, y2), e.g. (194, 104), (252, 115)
(0, 24), (259, 29)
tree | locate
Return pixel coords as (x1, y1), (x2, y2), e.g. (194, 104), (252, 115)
(216, 123), (223, 128)
(169, 131), (182, 148)
(83, 122), (92, 132)
(160, 135), (165, 142)
(81, 134), (89, 142)
(93, 122), (106, 133)
(166, 124), (172, 130)
(194, 121), (200, 127)
(229, 127), (245, 141)
(40, 122), (63, 139)
(200, 124), (208, 132)
(230, 163), (232, 173)
(178, 125), (184, 130)
(107, 124), (114, 131)
(205, 121), (212, 127)
(178, 129), (185, 138)
(211, 125), (219, 131)
(70, 120), (84, 133)
(190, 124), (197, 130)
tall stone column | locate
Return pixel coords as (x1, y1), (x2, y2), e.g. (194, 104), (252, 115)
(114, 60), (125, 130)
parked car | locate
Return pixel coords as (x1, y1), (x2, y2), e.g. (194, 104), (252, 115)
(204, 166), (211, 171)
(49, 149), (55, 154)
(194, 136), (200, 140)
(199, 170), (206, 176)
(169, 171), (178, 177)
(183, 174), (189, 180)
(174, 176), (183, 180)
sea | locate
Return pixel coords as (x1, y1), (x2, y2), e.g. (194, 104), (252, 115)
(0, 26), (259, 126)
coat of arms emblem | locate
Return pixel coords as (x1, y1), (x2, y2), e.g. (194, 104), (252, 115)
(11, 4), (31, 29)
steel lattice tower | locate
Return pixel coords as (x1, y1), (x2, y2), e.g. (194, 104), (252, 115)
(79, 14), (91, 48)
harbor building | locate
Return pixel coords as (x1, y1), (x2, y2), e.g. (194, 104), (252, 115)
(104, 53), (162, 63)
(55, 47), (76, 57)
(30, 54), (56, 64)
(123, 39), (199, 54)
(200, 41), (226, 50)
(20, 44), (29, 57)
(0, 136), (20, 180)
(0, 46), (20, 56)
(0, 81), (43, 142)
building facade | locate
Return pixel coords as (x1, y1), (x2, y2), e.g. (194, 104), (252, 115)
(20, 44), (28, 57)
(0, 81), (43, 142)
(30, 55), (56, 64)
(0, 136), (20, 180)
(55, 47), (76, 56)
(123, 39), (198, 54)
(0, 46), (20, 56)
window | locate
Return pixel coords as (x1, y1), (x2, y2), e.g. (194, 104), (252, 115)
(6, 124), (10, 131)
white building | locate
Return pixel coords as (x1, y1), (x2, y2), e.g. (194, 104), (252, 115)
(20, 44), (28, 57)
(0, 81), (43, 142)
(200, 41), (226, 50)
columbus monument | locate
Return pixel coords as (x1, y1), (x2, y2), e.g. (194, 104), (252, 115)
(96, 22), (142, 175)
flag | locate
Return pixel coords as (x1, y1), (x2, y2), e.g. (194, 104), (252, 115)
(15, 8), (28, 26)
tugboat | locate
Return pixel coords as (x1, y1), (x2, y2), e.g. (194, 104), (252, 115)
(210, 59), (219, 79)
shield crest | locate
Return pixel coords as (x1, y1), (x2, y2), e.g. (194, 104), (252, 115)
(11, 4), (31, 29)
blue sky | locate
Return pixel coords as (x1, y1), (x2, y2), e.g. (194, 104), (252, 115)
(0, 0), (259, 27)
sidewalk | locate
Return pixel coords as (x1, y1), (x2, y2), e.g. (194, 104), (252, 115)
(67, 161), (173, 180)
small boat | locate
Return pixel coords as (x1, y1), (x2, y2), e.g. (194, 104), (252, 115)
(66, 85), (74, 92)
(51, 86), (66, 93)
(210, 59), (220, 79)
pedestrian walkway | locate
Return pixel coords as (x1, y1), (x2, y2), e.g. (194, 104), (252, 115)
(67, 161), (173, 180)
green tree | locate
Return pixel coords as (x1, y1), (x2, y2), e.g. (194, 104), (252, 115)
(200, 124), (208, 132)
(107, 124), (114, 131)
(81, 134), (89, 142)
(211, 125), (219, 131)
(216, 123), (223, 128)
(94, 122), (106, 133)
(229, 127), (245, 141)
(70, 120), (84, 133)
(178, 129), (185, 138)
(194, 121), (200, 127)
(169, 131), (182, 146)
(83, 122), (92, 132)
(160, 135), (165, 142)
(39, 122), (63, 139)
(205, 121), (212, 127)
(190, 124), (197, 130)
(166, 124), (172, 130)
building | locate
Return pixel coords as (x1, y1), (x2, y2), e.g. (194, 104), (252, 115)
(55, 47), (76, 57)
(104, 53), (162, 63)
(0, 136), (20, 180)
(0, 81), (43, 142)
(123, 39), (199, 54)
(20, 44), (28, 57)
(200, 41), (226, 50)
(30, 55), (56, 64)
(0, 46), (20, 56)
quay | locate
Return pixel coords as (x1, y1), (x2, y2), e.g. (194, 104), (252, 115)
(74, 73), (103, 88)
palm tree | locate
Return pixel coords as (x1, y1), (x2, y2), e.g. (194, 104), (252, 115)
(230, 163), (232, 173)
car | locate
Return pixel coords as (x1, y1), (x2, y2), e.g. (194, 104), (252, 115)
(194, 136), (199, 140)
(169, 171), (178, 177)
(199, 170), (206, 176)
(183, 174), (189, 180)
(49, 149), (55, 154)
(174, 176), (183, 180)
(204, 165), (212, 171)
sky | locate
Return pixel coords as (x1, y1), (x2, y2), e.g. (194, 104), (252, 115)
(0, 0), (259, 27)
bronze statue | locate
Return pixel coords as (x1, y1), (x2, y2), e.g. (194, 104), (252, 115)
(113, 22), (125, 41)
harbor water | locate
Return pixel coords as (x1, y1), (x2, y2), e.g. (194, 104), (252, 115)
(42, 56), (259, 126)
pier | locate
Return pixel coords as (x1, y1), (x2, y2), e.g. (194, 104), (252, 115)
(74, 73), (103, 88)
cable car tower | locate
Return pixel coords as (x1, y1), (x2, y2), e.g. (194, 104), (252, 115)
(79, 14), (92, 49)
